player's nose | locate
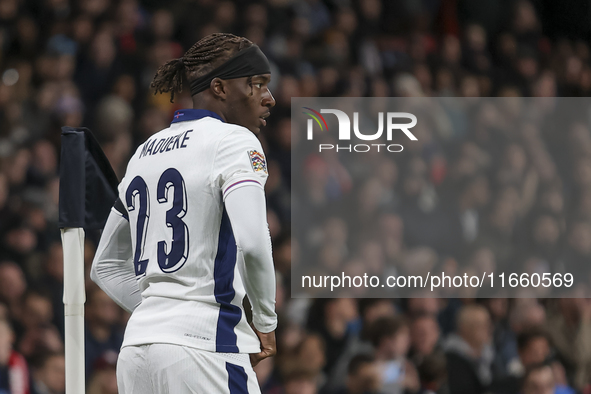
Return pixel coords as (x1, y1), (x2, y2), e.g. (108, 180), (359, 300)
(262, 88), (276, 108)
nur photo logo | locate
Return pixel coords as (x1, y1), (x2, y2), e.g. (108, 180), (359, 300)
(303, 107), (418, 153)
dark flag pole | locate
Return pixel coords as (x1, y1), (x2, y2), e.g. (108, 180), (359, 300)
(58, 127), (119, 393)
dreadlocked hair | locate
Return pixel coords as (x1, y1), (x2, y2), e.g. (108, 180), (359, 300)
(151, 33), (254, 102)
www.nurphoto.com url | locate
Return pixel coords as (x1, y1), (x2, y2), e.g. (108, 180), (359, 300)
(302, 272), (575, 292)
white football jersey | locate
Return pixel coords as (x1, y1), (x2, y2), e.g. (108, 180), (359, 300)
(117, 109), (270, 353)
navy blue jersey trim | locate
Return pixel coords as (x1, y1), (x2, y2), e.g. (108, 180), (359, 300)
(213, 208), (242, 352)
(171, 109), (224, 124)
(113, 197), (128, 220)
(226, 363), (249, 394)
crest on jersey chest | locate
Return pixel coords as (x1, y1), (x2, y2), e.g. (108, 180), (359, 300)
(248, 150), (267, 174)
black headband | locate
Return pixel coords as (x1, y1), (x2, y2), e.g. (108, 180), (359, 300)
(189, 45), (271, 96)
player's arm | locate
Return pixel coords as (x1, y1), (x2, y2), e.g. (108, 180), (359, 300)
(224, 184), (277, 365)
(90, 200), (142, 313)
(225, 185), (277, 332)
(215, 129), (277, 364)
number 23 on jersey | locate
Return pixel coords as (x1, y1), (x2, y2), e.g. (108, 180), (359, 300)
(125, 168), (189, 276)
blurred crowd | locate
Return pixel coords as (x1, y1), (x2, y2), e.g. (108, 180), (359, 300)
(291, 96), (591, 300)
(1, 0), (591, 393)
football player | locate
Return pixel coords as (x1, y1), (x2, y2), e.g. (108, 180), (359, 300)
(91, 33), (277, 394)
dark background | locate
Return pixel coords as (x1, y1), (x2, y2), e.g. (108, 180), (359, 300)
(2, 0), (591, 393)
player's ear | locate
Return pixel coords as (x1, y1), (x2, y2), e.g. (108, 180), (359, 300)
(210, 78), (227, 100)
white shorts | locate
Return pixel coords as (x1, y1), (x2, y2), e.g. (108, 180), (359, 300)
(116, 344), (261, 394)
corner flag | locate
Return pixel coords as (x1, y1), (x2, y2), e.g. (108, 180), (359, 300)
(59, 127), (119, 229)
(58, 127), (118, 394)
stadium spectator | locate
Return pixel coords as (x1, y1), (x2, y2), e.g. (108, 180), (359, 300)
(254, 356), (283, 394)
(517, 329), (552, 370)
(521, 362), (576, 394)
(482, 298), (517, 379)
(17, 323), (63, 362)
(87, 350), (118, 394)
(444, 304), (494, 394)
(332, 353), (382, 394)
(417, 352), (448, 394)
(39, 242), (65, 338)
(307, 299), (359, 381)
(368, 315), (419, 394)
(30, 352), (65, 394)
(522, 362), (555, 394)
(19, 291), (53, 333)
(0, 262), (27, 322)
(546, 298), (591, 391)
(409, 313), (442, 365)
(283, 368), (318, 394)
(84, 287), (123, 379)
(0, 318), (30, 394)
(489, 327), (552, 393)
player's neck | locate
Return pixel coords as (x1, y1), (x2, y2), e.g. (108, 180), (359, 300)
(191, 95), (226, 122)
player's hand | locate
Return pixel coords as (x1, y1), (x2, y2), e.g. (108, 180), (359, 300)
(250, 326), (276, 367)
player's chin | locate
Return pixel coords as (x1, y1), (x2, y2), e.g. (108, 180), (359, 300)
(248, 125), (261, 134)
(246, 117), (267, 133)
(248, 120), (265, 133)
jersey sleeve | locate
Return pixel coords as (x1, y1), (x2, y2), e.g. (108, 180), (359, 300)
(90, 206), (142, 313)
(212, 129), (268, 201)
(225, 182), (277, 333)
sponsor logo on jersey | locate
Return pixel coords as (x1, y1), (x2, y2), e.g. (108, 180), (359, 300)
(248, 150), (267, 174)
